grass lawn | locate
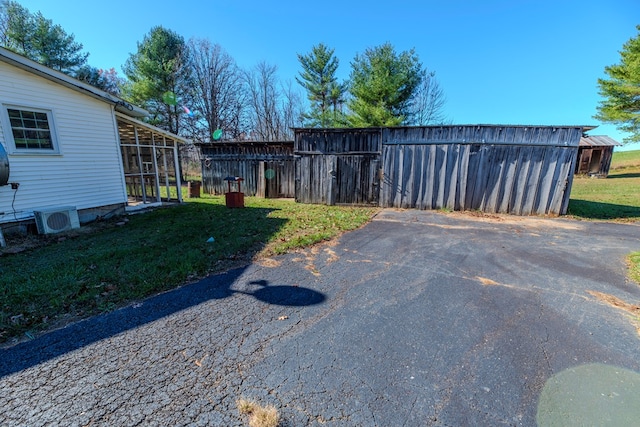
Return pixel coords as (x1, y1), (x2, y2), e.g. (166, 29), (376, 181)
(567, 149), (640, 221)
(0, 196), (378, 343)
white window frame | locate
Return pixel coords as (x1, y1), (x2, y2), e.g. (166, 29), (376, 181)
(0, 104), (61, 155)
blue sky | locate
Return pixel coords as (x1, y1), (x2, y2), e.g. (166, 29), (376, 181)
(19, 0), (640, 151)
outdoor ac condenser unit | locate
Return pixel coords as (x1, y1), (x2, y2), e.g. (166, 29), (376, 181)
(34, 207), (80, 234)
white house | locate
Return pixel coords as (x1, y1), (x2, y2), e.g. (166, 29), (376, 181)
(0, 46), (188, 237)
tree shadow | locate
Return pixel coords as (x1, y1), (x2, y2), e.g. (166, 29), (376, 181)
(242, 280), (325, 306)
(606, 173), (640, 179)
(0, 269), (326, 377)
(567, 199), (640, 220)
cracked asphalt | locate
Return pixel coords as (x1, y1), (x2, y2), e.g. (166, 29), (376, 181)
(2, 209), (640, 426)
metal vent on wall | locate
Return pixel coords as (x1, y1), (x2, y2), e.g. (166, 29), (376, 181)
(0, 143), (9, 186)
(34, 207), (80, 234)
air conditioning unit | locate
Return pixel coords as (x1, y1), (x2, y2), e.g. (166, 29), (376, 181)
(34, 206), (80, 234)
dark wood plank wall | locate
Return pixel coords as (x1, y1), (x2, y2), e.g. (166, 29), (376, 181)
(379, 126), (582, 215)
(203, 127), (583, 215)
(294, 129), (381, 205)
(199, 142), (294, 197)
(575, 146), (615, 177)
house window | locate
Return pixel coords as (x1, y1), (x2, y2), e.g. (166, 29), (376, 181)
(2, 106), (59, 154)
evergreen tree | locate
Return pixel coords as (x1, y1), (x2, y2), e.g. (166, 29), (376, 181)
(122, 26), (191, 135)
(595, 25), (640, 143)
(347, 42), (423, 127)
(296, 43), (347, 127)
(0, 1), (88, 74)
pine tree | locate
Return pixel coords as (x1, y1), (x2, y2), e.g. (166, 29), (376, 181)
(595, 25), (640, 143)
(0, 1), (88, 74)
(347, 42), (423, 127)
(122, 26), (191, 135)
(296, 43), (347, 127)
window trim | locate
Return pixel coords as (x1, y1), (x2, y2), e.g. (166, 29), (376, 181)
(1, 104), (61, 155)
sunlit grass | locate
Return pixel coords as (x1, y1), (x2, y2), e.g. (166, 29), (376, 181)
(628, 252), (640, 285)
(568, 150), (640, 221)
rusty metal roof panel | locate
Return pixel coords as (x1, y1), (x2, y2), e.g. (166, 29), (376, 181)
(579, 135), (622, 147)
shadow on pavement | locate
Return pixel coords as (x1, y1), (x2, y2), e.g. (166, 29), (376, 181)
(0, 268), (326, 378)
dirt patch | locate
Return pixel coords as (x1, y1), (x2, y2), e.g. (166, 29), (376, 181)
(588, 290), (640, 336)
(587, 291), (640, 315)
(377, 208), (585, 231)
(476, 276), (500, 286)
(0, 219), (126, 256)
(445, 210), (584, 230)
(472, 276), (519, 289)
(257, 258), (281, 268)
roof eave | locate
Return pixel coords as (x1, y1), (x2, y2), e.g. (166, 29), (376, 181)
(115, 112), (192, 144)
(0, 46), (148, 119)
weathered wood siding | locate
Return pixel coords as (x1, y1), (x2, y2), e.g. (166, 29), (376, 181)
(576, 146), (615, 177)
(295, 129), (381, 205)
(199, 142), (294, 197)
(295, 125), (583, 215)
(380, 126), (582, 215)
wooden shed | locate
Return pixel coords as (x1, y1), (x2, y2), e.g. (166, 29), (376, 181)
(294, 125), (586, 215)
(199, 141), (294, 198)
(575, 135), (621, 177)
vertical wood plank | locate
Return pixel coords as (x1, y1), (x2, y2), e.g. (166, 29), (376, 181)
(533, 148), (560, 214)
(433, 145), (448, 209)
(464, 144), (482, 209)
(520, 146), (546, 215)
(445, 143), (460, 209)
(496, 146), (520, 213)
(509, 149), (532, 215)
(455, 144), (470, 210)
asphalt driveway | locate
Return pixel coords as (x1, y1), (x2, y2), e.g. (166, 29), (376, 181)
(2, 209), (640, 426)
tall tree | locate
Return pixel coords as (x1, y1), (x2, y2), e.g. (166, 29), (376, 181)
(281, 79), (305, 136)
(296, 43), (347, 127)
(244, 62), (302, 141)
(595, 25), (640, 143)
(0, 1), (88, 74)
(347, 42), (423, 127)
(122, 26), (191, 135)
(186, 38), (247, 142)
(406, 71), (447, 125)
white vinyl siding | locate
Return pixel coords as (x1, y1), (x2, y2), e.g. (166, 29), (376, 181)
(0, 61), (126, 222)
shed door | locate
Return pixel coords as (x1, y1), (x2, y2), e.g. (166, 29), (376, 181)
(330, 154), (380, 206)
(589, 149), (602, 173)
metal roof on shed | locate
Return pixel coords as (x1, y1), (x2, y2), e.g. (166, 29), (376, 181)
(579, 135), (622, 147)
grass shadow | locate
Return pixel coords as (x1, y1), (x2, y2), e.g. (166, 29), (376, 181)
(567, 199), (640, 220)
(606, 173), (640, 179)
